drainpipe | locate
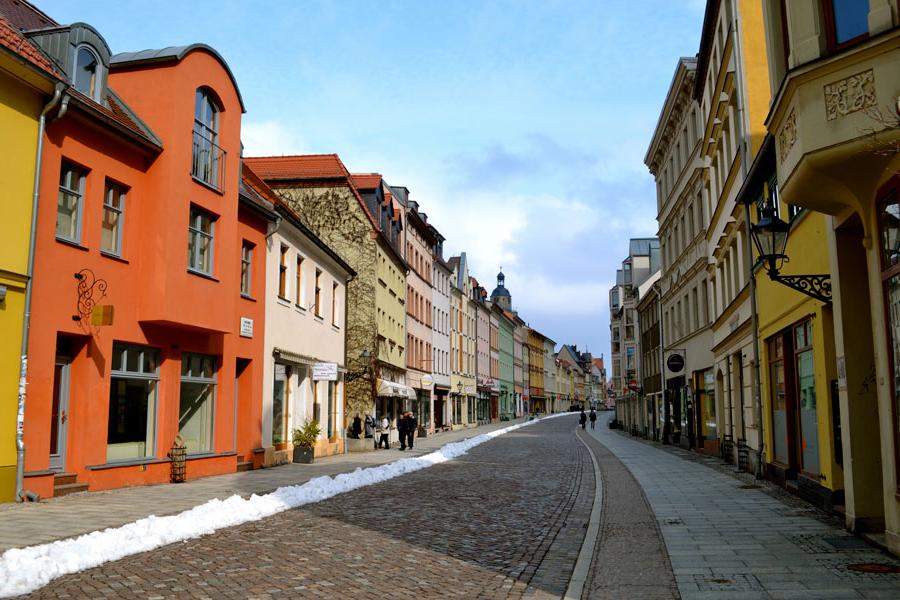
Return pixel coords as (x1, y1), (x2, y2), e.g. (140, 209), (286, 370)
(16, 83), (64, 503)
(744, 201), (765, 479)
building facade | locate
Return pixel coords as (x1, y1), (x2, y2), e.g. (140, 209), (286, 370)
(431, 233), (452, 430)
(449, 254), (476, 428)
(645, 56), (717, 452)
(402, 195), (436, 433)
(246, 159), (411, 447)
(695, 0), (771, 471)
(20, 15), (269, 498)
(759, 0), (900, 552)
(0, 13), (59, 501)
(251, 167), (354, 463)
(527, 329), (547, 413)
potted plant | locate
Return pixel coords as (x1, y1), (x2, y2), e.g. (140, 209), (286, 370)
(292, 420), (321, 464)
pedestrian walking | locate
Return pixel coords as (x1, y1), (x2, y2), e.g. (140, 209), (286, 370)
(579, 409), (587, 430)
(398, 412), (408, 450)
(589, 408), (597, 430)
(377, 415), (390, 449)
(351, 414), (362, 439)
(405, 412), (417, 450)
(364, 413), (376, 439)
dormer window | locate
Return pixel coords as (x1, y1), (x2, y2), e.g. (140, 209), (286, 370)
(74, 46), (101, 100)
(192, 88), (225, 191)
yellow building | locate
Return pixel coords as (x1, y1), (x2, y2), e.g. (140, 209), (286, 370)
(758, 0), (900, 553)
(0, 18), (59, 502)
(741, 143), (842, 511)
(527, 329), (546, 412)
(696, 0), (771, 473)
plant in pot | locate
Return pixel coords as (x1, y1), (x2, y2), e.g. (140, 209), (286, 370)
(292, 420), (321, 464)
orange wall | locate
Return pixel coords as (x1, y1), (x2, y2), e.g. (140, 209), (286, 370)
(24, 48), (263, 497)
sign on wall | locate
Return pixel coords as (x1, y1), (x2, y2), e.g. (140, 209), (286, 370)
(239, 317), (253, 338)
(313, 362), (338, 381)
(665, 351), (685, 375)
(421, 374), (434, 387)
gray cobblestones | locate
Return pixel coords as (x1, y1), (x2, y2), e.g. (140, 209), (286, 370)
(24, 416), (593, 599)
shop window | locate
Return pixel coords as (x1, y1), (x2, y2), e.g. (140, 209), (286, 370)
(179, 353), (217, 454)
(187, 207), (215, 275)
(878, 186), (900, 488)
(107, 344), (159, 462)
(101, 181), (126, 256)
(57, 162), (86, 242)
(272, 363), (289, 446)
(769, 335), (789, 465)
(823, 0), (869, 50)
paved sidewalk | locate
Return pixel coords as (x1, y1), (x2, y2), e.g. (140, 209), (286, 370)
(589, 415), (900, 599)
(0, 418), (526, 552)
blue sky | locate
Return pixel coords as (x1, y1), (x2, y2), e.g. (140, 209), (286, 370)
(43, 0), (706, 362)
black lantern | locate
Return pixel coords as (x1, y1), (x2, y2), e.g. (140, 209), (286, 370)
(748, 184), (831, 304)
(457, 381), (463, 395)
(751, 205), (790, 277)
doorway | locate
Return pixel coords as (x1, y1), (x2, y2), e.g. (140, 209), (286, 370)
(49, 357), (71, 471)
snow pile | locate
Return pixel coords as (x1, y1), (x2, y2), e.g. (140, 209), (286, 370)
(0, 413), (568, 598)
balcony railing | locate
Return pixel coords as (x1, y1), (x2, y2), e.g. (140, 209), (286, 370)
(192, 130), (226, 192)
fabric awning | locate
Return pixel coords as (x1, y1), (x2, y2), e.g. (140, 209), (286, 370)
(376, 379), (417, 399)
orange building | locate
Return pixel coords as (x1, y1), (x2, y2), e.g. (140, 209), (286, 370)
(9, 2), (271, 499)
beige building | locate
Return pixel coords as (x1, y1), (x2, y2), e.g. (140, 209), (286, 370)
(645, 56), (716, 452)
(759, 0), (900, 553)
(250, 173), (354, 463)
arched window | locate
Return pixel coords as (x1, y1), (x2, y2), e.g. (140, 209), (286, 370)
(74, 46), (100, 99)
(192, 88), (223, 189)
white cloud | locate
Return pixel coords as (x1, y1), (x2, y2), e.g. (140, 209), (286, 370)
(241, 120), (306, 156)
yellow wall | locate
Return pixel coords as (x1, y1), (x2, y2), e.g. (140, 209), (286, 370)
(738, 0), (772, 156)
(375, 241), (406, 370)
(0, 67), (44, 502)
(757, 209), (841, 492)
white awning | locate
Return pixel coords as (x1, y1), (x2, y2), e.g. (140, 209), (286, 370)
(376, 379), (417, 399)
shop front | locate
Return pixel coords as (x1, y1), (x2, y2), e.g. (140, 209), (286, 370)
(375, 378), (416, 445)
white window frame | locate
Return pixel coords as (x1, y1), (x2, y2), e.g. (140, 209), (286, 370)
(73, 44), (103, 101)
(101, 181), (126, 256)
(188, 206), (215, 276)
(57, 162), (86, 243)
(240, 242), (253, 297)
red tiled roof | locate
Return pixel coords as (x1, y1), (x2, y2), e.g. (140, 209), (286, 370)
(0, 13), (58, 78)
(244, 154), (348, 180)
(0, 0), (57, 30)
(350, 173), (382, 190)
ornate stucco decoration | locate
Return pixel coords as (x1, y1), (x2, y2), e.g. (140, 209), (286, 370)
(778, 109), (797, 161)
(824, 69), (876, 121)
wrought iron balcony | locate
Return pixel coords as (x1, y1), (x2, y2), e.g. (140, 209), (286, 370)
(191, 130), (226, 192)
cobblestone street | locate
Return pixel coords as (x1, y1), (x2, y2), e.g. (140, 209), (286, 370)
(23, 416), (594, 600)
(12, 414), (900, 599)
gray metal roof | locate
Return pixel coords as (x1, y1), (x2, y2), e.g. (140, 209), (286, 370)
(110, 44), (246, 112)
(629, 237), (660, 257)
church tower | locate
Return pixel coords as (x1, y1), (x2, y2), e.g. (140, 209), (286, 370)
(490, 268), (512, 312)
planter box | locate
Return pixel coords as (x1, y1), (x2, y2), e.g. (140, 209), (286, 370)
(292, 447), (314, 464)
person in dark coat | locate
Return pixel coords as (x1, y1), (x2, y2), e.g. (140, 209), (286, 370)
(405, 412), (417, 450)
(364, 413), (376, 439)
(579, 409), (587, 430)
(351, 414), (362, 439)
(397, 412), (408, 450)
(589, 408), (597, 430)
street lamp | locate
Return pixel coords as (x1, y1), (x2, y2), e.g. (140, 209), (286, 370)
(750, 185), (832, 304)
(345, 349), (372, 382)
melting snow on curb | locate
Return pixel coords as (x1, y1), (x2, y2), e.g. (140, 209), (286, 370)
(0, 413), (566, 597)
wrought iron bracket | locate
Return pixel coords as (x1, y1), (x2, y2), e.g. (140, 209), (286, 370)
(770, 273), (832, 304)
(72, 268), (108, 322)
(344, 369), (369, 383)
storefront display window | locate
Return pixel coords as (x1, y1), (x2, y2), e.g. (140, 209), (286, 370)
(795, 322), (819, 474)
(179, 352), (217, 454)
(769, 336), (788, 465)
(272, 364), (289, 446)
(107, 344), (159, 461)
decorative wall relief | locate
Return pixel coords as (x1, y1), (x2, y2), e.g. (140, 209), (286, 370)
(778, 109), (797, 161)
(824, 69), (876, 121)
